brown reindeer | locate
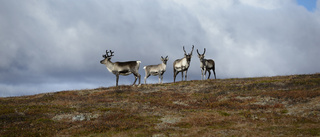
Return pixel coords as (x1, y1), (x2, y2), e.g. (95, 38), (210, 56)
(197, 48), (216, 80)
(100, 50), (141, 86)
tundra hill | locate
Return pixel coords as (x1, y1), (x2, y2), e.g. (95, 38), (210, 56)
(1, 74), (320, 136)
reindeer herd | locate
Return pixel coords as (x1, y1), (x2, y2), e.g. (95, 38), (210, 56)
(100, 45), (216, 86)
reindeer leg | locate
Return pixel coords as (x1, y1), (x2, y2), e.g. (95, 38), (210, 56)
(181, 71), (184, 81)
(144, 70), (147, 84)
(132, 70), (141, 86)
(207, 70), (211, 80)
(158, 71), (161, 84)
(132, 75), (137, 85)
(185, 70), (188, 81)
(173, 69), (176, 82)
(138, 73), (141, 86)
(132, 73), (138, 86)
(201, 69), (204, 80)
(144, 73), (150, 84)
(174, 70), (179, 82)
(205, 70), (207, 80)
(116, 74), (119, 87)
(213, 63), (216, 79)
(203, 69), (205, 80)
(160, 71), (164, 84)
(144, 74), (150, 84)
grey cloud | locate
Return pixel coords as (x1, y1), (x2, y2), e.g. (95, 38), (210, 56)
(1, 0), (319, 97)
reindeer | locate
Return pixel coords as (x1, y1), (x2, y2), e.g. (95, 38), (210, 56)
(100, 50), (141, 86)
(143, 56), (169, 84)
(173, 45), (194, 82)
(197, 48), (216, 80)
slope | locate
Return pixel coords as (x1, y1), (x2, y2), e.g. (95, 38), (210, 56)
(1, 74), (320, 136)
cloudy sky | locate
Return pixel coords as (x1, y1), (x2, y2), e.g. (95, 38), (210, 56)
(1, 0), (320, 97)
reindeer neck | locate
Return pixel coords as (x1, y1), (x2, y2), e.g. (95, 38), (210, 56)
(105, 59), (115, 72)
(160, 62), (167, 71)
(161, 62), (167, 68)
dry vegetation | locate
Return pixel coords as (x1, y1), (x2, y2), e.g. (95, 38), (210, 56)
(1, 74), (320, 136)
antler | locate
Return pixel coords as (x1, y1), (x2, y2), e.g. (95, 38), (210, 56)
(102, 50), (107, 58)
(183, 46), (187, 55)
(197, 49), (201, 55)
(103, 50), (115, 58)
(197, 48), (206, 56)
(109, 50), (114, 57)
(190, 45), (194, 54)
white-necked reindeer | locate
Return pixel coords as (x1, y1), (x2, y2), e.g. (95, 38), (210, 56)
(173, 45), (194, 82)
(100, 50), (141, 86)
(143, 56), (169, 84)
(197, 48), (216, 80)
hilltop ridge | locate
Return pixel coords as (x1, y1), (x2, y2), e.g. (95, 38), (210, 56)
(1, 74), (320, 136)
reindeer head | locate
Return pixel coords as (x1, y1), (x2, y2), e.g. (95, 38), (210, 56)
(183, 45), (194, 63)
(197, 48), (206, 60)
(100, 50), (114, 64)
(161, 56), (169, 64)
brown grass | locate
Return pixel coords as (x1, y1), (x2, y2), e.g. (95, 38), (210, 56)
(1, 73), (320, 136)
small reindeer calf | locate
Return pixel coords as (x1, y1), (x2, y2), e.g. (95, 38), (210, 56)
(143, 56), (169, 84)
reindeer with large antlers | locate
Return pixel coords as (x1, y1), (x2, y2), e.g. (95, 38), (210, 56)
(173, 45), (194, 82)
(100, 50), (141, 86)
(197, 48), (216, 80)
(143, 56), (169, 84)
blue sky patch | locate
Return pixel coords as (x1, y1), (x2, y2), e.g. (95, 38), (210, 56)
(297, 0), (317, 11)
